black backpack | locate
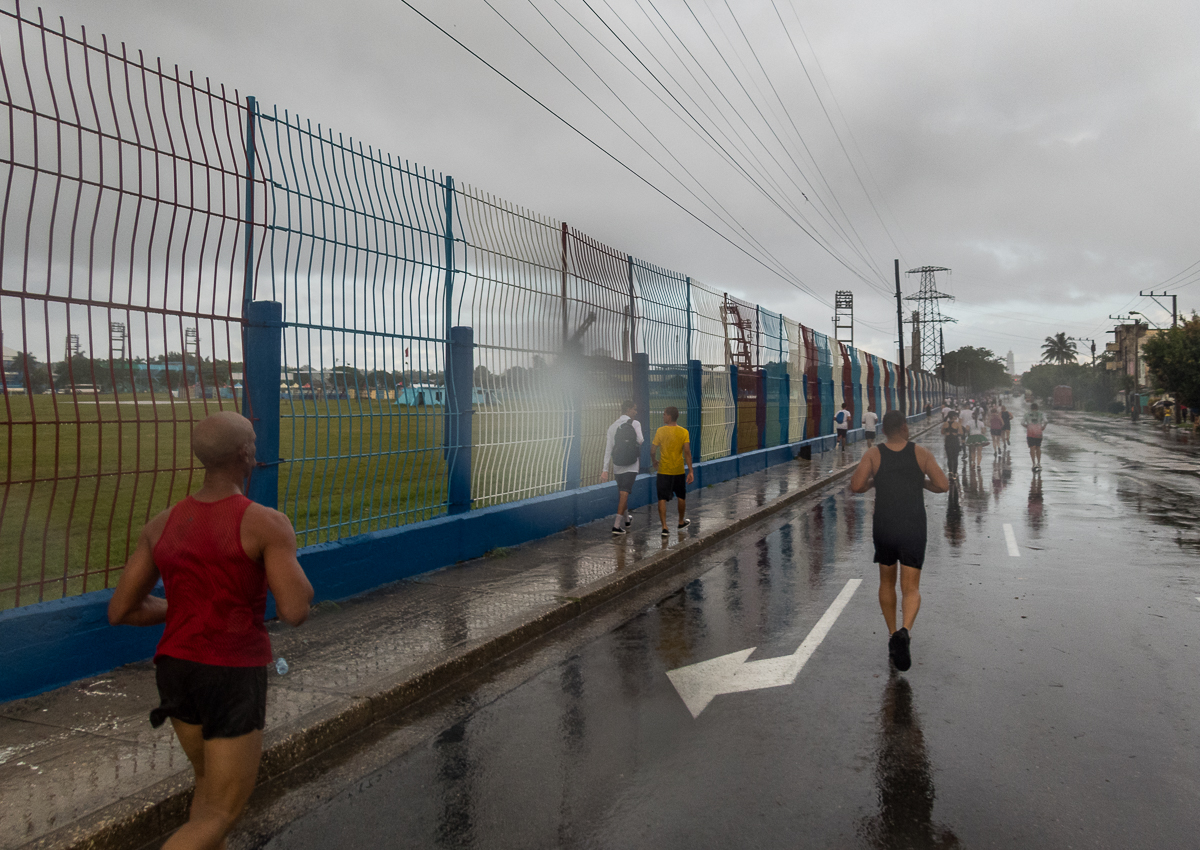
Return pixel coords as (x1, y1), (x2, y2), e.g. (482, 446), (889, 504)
(612, 419), (640, 466)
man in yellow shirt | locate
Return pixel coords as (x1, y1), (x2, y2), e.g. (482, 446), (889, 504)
(651, 406), (695, 536)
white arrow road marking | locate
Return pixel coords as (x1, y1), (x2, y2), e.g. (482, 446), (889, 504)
(1003, 523), (1020, 557)
(666, 578), (861, 718)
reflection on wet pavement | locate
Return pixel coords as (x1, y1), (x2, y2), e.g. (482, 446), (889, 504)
(1027, 474), (1045, 531)
(943, 483), (964, 548)
(858, 675), (960, 849)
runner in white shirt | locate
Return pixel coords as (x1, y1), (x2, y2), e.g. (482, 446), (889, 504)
(963, 408), (988, 467)
(600, 400), (644, 535)
(862, 407), (879, 444)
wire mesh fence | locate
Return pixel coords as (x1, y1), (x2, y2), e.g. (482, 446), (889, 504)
(454, 184), (569, 509)
(252, 104), (455, 546)
(0, 3), (249, 608)
(0, 0), (960, 609)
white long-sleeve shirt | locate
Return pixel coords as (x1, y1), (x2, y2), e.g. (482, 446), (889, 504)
(602, 414), (644, 475)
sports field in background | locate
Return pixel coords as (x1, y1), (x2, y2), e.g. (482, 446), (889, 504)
(1, 389), (738, 609)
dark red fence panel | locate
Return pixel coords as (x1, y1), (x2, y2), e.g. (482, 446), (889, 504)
(0, 2), (257, 608)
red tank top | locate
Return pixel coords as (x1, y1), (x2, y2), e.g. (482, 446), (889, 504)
(153, 494), (271, 667)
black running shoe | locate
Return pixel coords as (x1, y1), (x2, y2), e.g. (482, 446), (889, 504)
(611, 527), (626, 536)
(661, 527), (670, 536)
(888, 628), (912, 672)
(625, 514), (632, 527)
(678, 518), (691, 529)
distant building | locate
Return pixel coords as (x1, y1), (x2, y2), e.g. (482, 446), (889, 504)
(1106, 323), (1161, 387)
(1006, 350), (1015, 375)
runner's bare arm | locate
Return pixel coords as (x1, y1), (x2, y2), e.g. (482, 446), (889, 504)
(250, 505), (313, 626)
(108, 510), (170, 626)
(849, 448), (878, 493)
(683, 441), (694, 484)
(916, 446), (950, 493)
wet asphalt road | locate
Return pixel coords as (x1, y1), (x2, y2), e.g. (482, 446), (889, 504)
(257, 406), (1200, 849)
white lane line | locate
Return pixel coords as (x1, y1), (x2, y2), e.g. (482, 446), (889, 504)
(1003, 523), (1020, 557)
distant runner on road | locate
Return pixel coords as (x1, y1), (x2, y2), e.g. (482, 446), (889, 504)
(850, 410), (949, 672)
(108, 411), (314, 850)
(862, 406), (879, 445)
(1022, 403), (1049, 471)
(940, 410), (965, 479)
(600, 399), (644, 536)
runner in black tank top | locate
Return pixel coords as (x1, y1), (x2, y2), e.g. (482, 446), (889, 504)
(872, 442), (928, 568)
(851, 410), (949, 672)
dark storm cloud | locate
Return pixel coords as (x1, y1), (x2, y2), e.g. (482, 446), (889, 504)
(27, 0), (1200, 369)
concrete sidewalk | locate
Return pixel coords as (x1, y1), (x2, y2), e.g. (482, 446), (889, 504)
(1, 425), (930, 850)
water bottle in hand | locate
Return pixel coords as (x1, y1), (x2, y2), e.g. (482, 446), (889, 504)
(275, 657), (289, 676)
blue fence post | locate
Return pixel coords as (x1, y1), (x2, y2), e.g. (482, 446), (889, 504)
(780, 371), (790, 445)
(447, 326), (473, 514)
(687, 358), (702, 457)
(729, 363), (739, 455)
(633, 352), (651, 470)
(245, 300), (282, 509)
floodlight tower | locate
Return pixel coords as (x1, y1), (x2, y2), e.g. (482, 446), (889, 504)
(904, 266), (955, 372)
(110, 322), (127, 362)
(833, 290), (854, 347)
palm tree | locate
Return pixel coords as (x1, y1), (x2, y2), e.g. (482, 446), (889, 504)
(1041, 332), (1078, 365)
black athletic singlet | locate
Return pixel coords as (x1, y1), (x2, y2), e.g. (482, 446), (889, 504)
(872, 442), (928, 569)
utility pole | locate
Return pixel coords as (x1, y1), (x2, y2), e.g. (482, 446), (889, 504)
(895, 260), (906, 415)
(1139, 290), (1177, 328)
(1069, 336), (1096, 368)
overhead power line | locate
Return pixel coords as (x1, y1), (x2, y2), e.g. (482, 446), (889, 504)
(394, 0), (832, 306)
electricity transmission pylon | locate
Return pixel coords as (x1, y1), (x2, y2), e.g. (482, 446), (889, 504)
(904, 266), (955, 372)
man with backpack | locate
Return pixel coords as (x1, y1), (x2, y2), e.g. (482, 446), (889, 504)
(834, 402), (852, 452)
(601, 399), (644, 536)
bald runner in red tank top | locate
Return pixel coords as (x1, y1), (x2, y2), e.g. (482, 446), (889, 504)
(153, 494), (272, 667)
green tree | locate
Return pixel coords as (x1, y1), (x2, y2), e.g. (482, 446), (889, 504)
(1021, 362), (1120, 411)
(941, 346), (1010, 394)
(7, 351), (51, 393)
(1142, 316), (1200, 408)
(1040, 332), (1078, 365)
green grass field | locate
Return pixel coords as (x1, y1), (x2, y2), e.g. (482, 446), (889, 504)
(0, 389), (760, 609)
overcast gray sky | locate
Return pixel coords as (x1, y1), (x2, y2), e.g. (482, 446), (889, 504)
(33, 0), (1200, 371)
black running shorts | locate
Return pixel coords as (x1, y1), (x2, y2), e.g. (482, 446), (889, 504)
(1027, 437), (1043, 447)
(151, 655), (268, 740)
(656, 472), (687, 502)
(990, 428), (1003, 437)
(865, 430), (876, 440)
(614, 471), (637, 493)
(873, 531), (927, 570)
